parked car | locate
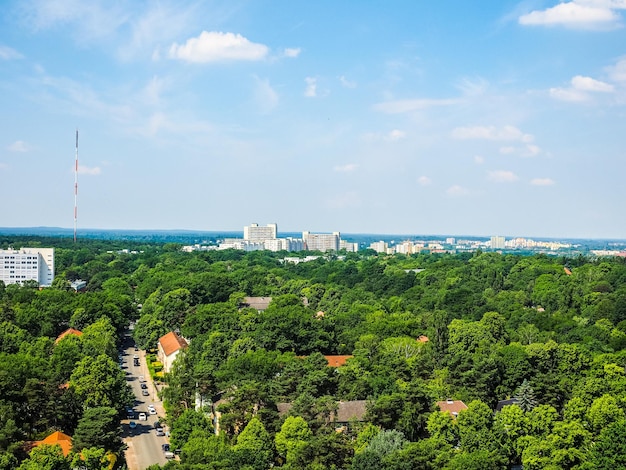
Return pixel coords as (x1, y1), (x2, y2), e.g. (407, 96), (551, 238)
(142, 389), (149, 396)
(164, 451), (175, 459)
(129, 421), (137, 429)
(148, 405), (157, 415)
(138, 375), (146, 382)
(156, 428), (165, 436)
(154, 421), (161, 429)
(138, 412), (147, 421)
(162, 443), (170, 452)
(140, 383), (148, 389)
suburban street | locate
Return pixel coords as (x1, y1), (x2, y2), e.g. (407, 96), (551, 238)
(120, 333), (171, 470)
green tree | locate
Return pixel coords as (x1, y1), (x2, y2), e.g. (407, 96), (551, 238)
(70, 354), (133, 409)
(514, 379), (537, 412)
(18, 444), (70, 470)
(72, 407), (123, 453)
(275, 416), (313, 467)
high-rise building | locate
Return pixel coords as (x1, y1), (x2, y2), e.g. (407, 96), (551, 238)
(244, 223), (277, 241)
(0, 248), (54, 286)
(490, 236), (506, 250)
(303, 231), (340, 252)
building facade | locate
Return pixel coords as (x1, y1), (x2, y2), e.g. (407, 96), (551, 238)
(244, 223), (277, 241)
(0, 248), (54, 286)
(303, 231), (340, 252)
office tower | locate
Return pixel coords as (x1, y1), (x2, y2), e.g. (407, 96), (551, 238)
(0, 248), (54, 286)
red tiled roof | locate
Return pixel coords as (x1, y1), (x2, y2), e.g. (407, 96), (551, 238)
(324, 355), (353, 367)
(158, 332), (188, 356)
(436, 400), (468, 417)
(55, 328), (82, 344)
(35, 431), (73, 456)
(417, 335), (429, 343)
(564, 267), (572, 275)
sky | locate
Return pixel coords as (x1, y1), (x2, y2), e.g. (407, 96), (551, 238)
(1, 0), (625, 239)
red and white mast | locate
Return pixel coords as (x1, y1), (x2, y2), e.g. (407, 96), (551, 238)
(74, 129), (78, 243)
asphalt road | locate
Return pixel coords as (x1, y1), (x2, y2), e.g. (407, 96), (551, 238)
(120, 334), (171, 470)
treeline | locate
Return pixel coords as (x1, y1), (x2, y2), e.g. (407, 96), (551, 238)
(2, 237), (626, 469)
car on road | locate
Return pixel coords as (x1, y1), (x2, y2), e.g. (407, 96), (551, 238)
(138, 412), (147, 421)
(134, 359), (140, 366)
(138, 375), (146, 382)
(164, 451), (175, 459)
(141, 383), (148, 389)
(142, 389), (149, 396)
(162, 443), (170, 452)
(129, 421), (137, 429)
(148, 405), (156, 414)
(156, 427), (165, 436)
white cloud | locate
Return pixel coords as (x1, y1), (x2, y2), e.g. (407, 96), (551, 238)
(78, 165), (101, 175)
(0, 45), (22, 60)
(417, 176), (432, 186)
(388, 129), (406, 141)
(333, 163), (358, 173)
(606, 56), (626, 82)
(339, 75), (357, 88)
(304, 77), (317, 97)
(488, 170), (519, 182)
(519, 1), (623, 30)
(550, 74), (614, 102)
(571, 75), (614, 91)
(452, 125), (534, 142)
(283, 47), (301, 58)
(373, 98), (459, 114)
(474, 155), (485, 164)
(456, 76), (489, 96)
(7, 141), (30, 152)
(253, 76), (278, 114)
(531, 177), (556, 186)
(168, 31), (269, 63)
(446, 185), (469, 197)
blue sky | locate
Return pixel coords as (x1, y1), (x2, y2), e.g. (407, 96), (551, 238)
(1, 0), (625, 238)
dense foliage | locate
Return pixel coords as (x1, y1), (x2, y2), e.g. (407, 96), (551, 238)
(2, 236), (626, 469)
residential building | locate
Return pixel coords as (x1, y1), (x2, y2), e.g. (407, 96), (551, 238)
(55, 328), (83, 344)
(436, 399), (468, 418)
(32, 431), (73, 457)
(157, 331), (189, 374)
(239, 296), (272, 312)
(339, 240), (359, 252)
(303, 231), (340, 252)
(369, 241), (389, 253)
(491, 236), (506, 250)
(0, 247), (54, 287)
(244, 223), (277, 241)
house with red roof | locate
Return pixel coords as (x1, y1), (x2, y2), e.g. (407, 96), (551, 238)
(54, 328), (82, 344)
(436, 399), (468, 418)
(157, 331), (188, 374)
(33, 431), (73, 456)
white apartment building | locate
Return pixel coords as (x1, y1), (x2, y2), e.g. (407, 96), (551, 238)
(369, 241), (389, 253)
(244, 223), (277, 241)
(0, 248), (54, 287)
(490, 236), (506, 250)
(303, 231), (340, 252)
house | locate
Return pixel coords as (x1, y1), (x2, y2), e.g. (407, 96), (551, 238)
(277, 400), (367, 431)
(324, 355), (353, 367)
(436, 399), (468, 418)
(55, 328), (82, 344)
(70, 279), (87, 291)
(32, 431), (73, 456)
(157, 331), (188, 374)
(417, 335), (429, 343)
(239, 296), (272, 312)
(495, 398), (520, 412)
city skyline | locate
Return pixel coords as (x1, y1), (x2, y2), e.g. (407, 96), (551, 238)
(1, 1), (626, 239)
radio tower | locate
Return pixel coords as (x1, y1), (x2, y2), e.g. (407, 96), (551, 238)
(74, 129), (78, 243)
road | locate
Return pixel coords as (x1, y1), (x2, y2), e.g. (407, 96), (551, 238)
(120, 334), (171, 470)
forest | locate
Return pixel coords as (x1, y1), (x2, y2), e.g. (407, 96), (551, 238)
(1, 235), (626, 469)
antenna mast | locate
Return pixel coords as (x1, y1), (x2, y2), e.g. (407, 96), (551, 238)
(74, 129), (78, 243)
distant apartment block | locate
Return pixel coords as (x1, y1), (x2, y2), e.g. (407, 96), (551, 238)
(490, 236), (506, 250)
(0, 247), (54, 287)
(244, 223), (277, 241)
(339, 240), (359, 252)
(303, 231), (340, 252)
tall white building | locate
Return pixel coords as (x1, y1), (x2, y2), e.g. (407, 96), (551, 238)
(244, 223), (277, 241)
(491, 236), (506, 250)
(0, 248), (54, 286)
(303, 231), (340, 252)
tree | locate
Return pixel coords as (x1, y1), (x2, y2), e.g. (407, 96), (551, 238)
(71, 447), (111, 470)
(514, 379), (537, 412)
(18, 444), (70, 470)
(275, 416), (313, 467)
(234, 417), (274, 470)
(70, 354), (133, 409)
(584, 419), (626, 469)
(72, 407), (123, 453)
(169, 409), (213, 450)
(80, 317), (118, 360)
